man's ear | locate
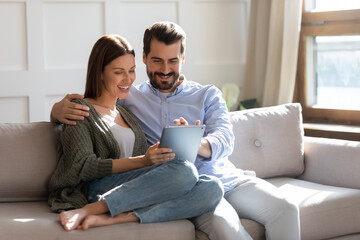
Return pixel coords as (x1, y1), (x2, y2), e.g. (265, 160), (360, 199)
(143, 51), (146, 64)
(181, 53), (185, 65)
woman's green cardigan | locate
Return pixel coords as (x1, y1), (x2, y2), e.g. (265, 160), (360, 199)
(48, 99), (148, 212)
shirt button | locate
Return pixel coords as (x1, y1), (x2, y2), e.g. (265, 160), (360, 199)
(254, 139), (262, 147)
(163, 114), (167, 119)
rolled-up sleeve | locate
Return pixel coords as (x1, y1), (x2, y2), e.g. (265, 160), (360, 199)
(202, 86), (235, 161)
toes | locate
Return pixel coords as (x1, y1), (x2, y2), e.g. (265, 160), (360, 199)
(59, 212), (68, 226)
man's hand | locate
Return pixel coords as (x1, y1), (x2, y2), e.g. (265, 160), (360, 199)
(50, 94), (89, 125)
(198, 138), (212, 159)
(173, 117), (200, 126)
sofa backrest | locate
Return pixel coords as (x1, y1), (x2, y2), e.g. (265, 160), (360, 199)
(0, 122), (60, 202)
(228, 103), (305, 178)
(0, 104), (305, 201)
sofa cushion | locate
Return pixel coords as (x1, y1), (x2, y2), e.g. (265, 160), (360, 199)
(301, 136), (360, 189)
(0, 201), (195, 240)
(228, 103), (304, 178)
(267, 177), (360, 240)
(195, 219), (265, 240)
(0, 122), (60, 202)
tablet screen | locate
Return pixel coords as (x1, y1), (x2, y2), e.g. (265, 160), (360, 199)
(159, 125), (206, 163)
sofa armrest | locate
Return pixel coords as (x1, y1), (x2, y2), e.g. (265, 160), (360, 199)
(298, 136), (360, 189)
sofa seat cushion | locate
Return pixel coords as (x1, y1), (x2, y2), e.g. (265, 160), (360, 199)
(327, 234), (360, 240)
(0, 201), (195, 240)
(267, 177), (360, 240)
(240, 218), (265, 240)
(195, 218), (265, 240)
(228, 103), (304, 178)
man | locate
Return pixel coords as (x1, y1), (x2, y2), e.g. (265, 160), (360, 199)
(51, 21), (300, 240)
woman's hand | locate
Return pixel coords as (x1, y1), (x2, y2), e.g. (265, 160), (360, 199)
(142, 143), (175, 166)
(112, 143), (174, 173)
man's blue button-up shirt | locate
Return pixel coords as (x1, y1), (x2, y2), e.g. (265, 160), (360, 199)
(119, 78), (243, 192)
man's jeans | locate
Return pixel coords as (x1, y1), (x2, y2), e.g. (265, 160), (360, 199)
(85, 159), (223, 223)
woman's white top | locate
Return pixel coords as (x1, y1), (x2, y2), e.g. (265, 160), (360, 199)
(100, 111), (135, 159)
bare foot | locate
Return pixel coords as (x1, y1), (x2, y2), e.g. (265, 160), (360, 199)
(59, 209), (87, 231)
(80, 214), (112, 230)
(80, 212), (140, 230)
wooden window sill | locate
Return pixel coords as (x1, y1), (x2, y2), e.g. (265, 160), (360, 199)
(303, 123), (360, 141)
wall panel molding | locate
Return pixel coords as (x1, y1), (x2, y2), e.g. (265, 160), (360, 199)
(0, 96), (29, 123)
(0, 2), (27, 71)
(0, 0), (249, 123)
(43, 1), (105, 69)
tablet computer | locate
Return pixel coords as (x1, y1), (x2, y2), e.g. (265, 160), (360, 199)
(159, 125), (206, 163)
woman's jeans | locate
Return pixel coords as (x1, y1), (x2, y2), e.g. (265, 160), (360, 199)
(85, 159), (223, 223)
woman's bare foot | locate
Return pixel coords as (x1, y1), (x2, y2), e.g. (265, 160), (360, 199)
(59, 209), (87, 231)
(80, 212), (140, 230)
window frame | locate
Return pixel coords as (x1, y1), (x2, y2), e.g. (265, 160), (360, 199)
(296, 5), (360, 126)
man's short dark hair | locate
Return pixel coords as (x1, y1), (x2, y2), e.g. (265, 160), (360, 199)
(143, 21), (186, 57)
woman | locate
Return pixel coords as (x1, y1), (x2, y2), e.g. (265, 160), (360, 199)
(48, 34), (223, 231)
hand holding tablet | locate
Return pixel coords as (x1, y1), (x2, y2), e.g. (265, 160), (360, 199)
(159, 125), (206, 163)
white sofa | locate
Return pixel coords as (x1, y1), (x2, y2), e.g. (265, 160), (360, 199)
(223, 103), (360, 240)
(1, 103), (360, 240)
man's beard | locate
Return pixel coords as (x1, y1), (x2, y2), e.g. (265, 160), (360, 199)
(147, 67), (180, 91)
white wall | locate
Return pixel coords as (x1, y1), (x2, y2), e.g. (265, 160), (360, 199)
(0, 0), (250, 123)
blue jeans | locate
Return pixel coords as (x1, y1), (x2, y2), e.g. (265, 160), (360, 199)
(85, 159), (223, 223)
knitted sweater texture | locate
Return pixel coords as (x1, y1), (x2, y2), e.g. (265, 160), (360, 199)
(48, 99), (148, 212)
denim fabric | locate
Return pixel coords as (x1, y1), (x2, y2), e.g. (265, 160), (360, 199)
(135, 174), (223, 223)
(85, 159), (223, 223)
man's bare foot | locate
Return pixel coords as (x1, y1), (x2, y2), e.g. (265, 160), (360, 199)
(59, 209), (87, 231)
(80, 212), (140, 230)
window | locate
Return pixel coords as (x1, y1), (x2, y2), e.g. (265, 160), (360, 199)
(296, 0), (360, 126)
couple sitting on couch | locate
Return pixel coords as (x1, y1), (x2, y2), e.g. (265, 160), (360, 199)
(49, 21), (300, 240)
